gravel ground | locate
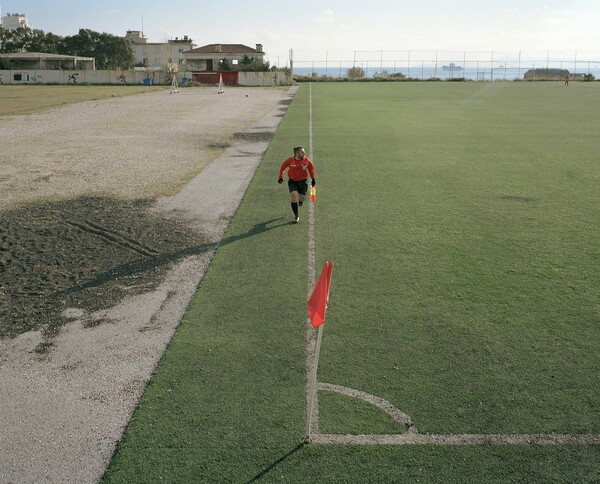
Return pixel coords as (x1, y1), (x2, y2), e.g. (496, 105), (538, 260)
(0, 85), (297, 483)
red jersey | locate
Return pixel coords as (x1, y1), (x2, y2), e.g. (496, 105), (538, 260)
(279, 156), (315, 181)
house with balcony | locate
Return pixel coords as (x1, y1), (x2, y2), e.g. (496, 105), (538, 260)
(183, 43), (265, 84)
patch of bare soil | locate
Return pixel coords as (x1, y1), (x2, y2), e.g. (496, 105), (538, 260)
(0, 197), (210, 340)
(0, 87), (286, 338)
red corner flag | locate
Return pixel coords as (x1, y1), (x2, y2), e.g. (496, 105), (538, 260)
(308, 261), (333, 328)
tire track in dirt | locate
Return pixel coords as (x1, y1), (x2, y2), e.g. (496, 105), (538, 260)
(0, 197), (208, 339)
(64, 219), (161, 257)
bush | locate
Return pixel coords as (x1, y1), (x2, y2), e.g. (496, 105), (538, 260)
(346, 66), (365, 79)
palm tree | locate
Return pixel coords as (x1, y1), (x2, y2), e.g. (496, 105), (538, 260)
(219, 57), (233, 70)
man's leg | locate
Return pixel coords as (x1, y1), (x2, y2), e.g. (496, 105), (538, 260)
(290, 191), (299, 221)
(298, 181), (308, 206)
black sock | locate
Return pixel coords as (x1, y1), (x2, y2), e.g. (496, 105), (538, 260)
(299, 200), (303, 206)
(291, 202), (298, 217)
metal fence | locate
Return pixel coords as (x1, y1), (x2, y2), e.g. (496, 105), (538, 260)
(289, 50), (600, 80)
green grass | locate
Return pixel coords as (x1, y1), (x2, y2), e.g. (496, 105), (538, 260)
(314, 82), (600, 436)
(0, 85), (163, 115)
(318, 392), (407, 435)
(104, 82), (600, 482)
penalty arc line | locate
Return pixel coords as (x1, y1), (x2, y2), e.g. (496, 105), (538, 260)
(314, 383), (600, 445)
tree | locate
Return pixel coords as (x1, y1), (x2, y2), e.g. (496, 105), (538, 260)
(237, 54), (270, 72)
(28, 29), (62, 53)
(59, 29), (133, 69)
(239, 54), (253, 69)
(94, 33), (134, 69)
(0, 26), (63, 55)
(0, 26), (32, 53)
(253, 58), (270, 71)
(218, 57), (233, 70)
(59, 28), (96, 58)
(346, 66), (365, 79)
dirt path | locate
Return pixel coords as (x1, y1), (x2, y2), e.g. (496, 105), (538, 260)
(0, 86), (297, 483)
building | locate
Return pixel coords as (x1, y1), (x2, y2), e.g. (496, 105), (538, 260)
(1, 12), (31, 30)
(0, 52), (95, 70)
(523, 68), (583, 81)
(182, 43), (266, 85)
(124, 31), (196, 70)
(183, 43), (265, 72)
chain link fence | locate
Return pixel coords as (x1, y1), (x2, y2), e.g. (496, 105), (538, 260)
(289, 50), (600, 80)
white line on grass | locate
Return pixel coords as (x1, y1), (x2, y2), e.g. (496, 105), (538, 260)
(310, 433), (600, 446)
(306, 82), (320, 436)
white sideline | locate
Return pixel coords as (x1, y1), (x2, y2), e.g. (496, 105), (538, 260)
(306, 82), (320, 436)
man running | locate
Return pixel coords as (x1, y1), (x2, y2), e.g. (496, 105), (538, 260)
(278, 146), (316, 223)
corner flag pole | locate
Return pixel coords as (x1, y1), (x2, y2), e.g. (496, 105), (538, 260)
(306, 261), (333, 442)
(306, 323), (324, 442)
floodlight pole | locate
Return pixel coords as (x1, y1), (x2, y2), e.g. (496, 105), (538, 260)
(306, 323), (324, 442)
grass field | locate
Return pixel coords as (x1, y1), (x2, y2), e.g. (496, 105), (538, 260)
(0, 85), (163, 115)
(103, 82), (600, 482)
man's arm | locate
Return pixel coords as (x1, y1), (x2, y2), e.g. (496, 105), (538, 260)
(279, 158), (290, 180)
(307, 160), (316, 183)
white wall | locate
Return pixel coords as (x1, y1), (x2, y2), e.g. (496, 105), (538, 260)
(0, 69), (166, 85)
(0, 69), (290, 86)
(238, 71), (289, 86)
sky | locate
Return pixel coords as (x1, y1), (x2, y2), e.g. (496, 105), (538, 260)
(2, 0), (600, 67)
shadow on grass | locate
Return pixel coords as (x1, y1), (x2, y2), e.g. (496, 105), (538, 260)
(245, 443), (306, 483)
(63, 218), (290, 295)
(59, 242), (220, 295)
(219, 217), (293, 247)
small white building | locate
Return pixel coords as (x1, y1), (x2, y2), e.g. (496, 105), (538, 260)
(124, 31), (196, 70)
(1, 12), (31, 30)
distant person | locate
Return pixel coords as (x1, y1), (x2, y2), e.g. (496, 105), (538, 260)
(278, 146), (316, 223)
(564, 74), (570, 86)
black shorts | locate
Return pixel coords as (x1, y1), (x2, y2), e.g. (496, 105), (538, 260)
(288, 179), (308, 195)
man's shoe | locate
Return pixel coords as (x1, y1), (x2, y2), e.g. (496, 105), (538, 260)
(294, 216), (300, 223)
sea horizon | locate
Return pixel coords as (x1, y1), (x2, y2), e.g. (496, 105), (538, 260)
(291, 64), (600, 81)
